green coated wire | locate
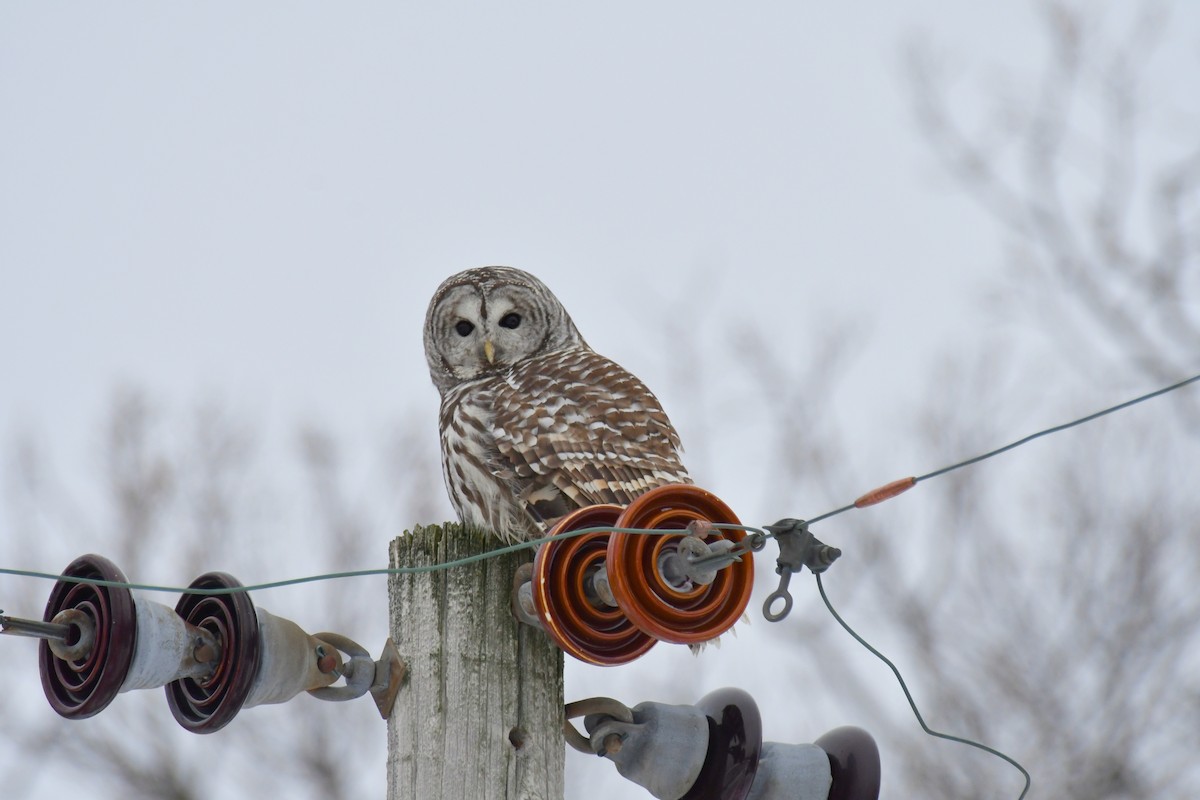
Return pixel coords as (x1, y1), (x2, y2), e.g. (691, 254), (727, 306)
(816, 572), (1031, 799)
(1, 373), (1197, 593)
(0, 526), (720, 595)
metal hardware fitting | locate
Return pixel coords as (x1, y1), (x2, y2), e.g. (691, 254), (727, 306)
(307, 633), (406, 720)
(1, 606), (219, 667)
(564, 696), (635, 756)
(762, 519), (841, 622)
(681, 522), (768, 575)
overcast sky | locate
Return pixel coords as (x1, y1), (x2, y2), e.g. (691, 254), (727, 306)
(0, 2), (1036, 458)
(3, 3), (1196, 799)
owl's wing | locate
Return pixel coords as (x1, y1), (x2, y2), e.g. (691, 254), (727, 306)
(490, 348), (691, 527)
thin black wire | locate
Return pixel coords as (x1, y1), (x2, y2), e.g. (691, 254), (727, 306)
(914, 373), (1200, 484)
(800, 376), (1200, 798)
(816, 573), (1031, 799)
(809, 372), (1200, 526)
(807, 503), (855, 526)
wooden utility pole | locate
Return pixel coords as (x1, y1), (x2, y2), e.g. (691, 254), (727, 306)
(388, 524), (565, 800)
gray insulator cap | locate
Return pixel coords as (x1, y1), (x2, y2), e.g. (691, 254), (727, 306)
(587, 701), (710, 800)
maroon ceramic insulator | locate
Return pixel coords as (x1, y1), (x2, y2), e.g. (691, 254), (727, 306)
(814, 726), (881, 800)
(165, 571), (260, 733)
(681, 687), (763, 800)
(38, 554), (137, 719)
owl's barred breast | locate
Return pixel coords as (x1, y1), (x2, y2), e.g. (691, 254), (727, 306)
(439, 346), (691, 543)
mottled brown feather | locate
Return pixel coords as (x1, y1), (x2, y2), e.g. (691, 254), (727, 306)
(489, 348), (691, 525)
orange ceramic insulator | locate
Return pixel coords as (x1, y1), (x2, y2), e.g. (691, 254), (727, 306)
(532, 504), (657, 666)
(607, 485), (753, 645)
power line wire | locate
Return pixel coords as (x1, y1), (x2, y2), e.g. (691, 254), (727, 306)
(4, 372), (1196, 800)
(913, 372), (1200, 484)
(810, 372), (1200, 525)
(1, 372), (1196, 594)
(816, 573), (1030, 799)
(0, 526), (713, 595)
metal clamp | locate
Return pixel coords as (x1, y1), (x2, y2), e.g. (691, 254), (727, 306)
(657, 535), (732, 589)
(564, 696), (634, 756)
(762, 519), (841, 622)
(683, 525), (768, 575)
(308, 634), (406, 720)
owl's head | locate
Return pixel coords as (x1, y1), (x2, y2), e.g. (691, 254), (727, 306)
(424, 266), (588, 395)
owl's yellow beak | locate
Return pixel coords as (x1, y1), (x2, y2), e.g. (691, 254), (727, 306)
(483, 339), (496, 364)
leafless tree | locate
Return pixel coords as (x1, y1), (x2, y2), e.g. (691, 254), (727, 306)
(729, 3), (1200, 799)
(906, 0), (1199, 392)
(0, 390), (444, 800)
(3, 5), (1196, 800)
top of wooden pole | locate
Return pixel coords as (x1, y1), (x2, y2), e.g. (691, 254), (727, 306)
(387, 524), (564, 800)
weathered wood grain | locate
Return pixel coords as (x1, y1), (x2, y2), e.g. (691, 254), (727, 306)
(388, 525), (564, 800)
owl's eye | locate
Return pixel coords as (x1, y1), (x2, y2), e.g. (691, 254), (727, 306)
(455, 320), (475, 337)
(499, 312), (521, 329)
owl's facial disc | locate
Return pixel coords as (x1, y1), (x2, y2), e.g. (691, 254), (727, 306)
(425, 266), (589, 395)
(433, 283), (546, 380)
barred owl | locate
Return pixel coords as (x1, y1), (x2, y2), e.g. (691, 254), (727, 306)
(424, 266), (691, 543)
